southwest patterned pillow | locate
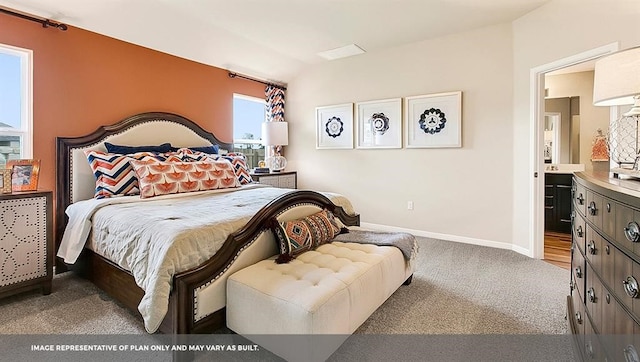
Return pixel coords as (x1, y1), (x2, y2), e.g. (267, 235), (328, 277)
(85, 150), (182, 199)
(130, 159), (240, 198)
(270, 209), (341, 264)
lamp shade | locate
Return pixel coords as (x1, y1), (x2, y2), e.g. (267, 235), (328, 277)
(261, 122), (289, 146)
(593, 46), (640, 107)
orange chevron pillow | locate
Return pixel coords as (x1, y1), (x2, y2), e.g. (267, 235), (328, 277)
(130, 159), (240, 198)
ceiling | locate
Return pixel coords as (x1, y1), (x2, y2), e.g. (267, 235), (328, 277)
(1, 0), (550, 83)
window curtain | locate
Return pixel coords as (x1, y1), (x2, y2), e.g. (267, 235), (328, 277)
(265, 85), (286, 155)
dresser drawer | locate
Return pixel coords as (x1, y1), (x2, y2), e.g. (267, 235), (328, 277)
(614, 202), (640, 255)
(585, 224), (602, 276)
(585, 263), (602, 330)
(574, 181), (587, 216)
(583, 316), (605, 362)
(602, 197), (616, 241)
(613, 246), (635, 312)
(572, 246), (586, 301)
(586, 190), (604, 230)
(573, 213), (586, 254)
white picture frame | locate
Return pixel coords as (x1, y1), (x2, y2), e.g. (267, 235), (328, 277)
(316, 103), (354, 149)
(404, 91), (462, 148)
(356, 98), (402, 149)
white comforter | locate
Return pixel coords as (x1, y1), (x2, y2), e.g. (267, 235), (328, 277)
(57, 185), (355, 333)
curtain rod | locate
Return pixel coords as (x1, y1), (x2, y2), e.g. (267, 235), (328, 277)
(228, 72), (286, 91)
(0, 8), (67, 31)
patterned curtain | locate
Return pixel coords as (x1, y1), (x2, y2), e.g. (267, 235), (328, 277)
(265, 85), (286, 155)
(265, 85), (285, 123)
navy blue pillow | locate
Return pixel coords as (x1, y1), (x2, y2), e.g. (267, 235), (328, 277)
(170, 144), (219, 154)
(104, 142), (172, 154)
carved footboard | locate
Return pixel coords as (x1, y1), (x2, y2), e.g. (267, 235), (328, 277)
(170, 190), (359, 333)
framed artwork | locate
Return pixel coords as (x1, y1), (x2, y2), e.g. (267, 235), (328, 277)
(356, 98), (402, 149)
(404, 91), (462, 148)
(0, 169), (11, 194)
(7, 159), (40, 192)
(316, 103), (354, 149)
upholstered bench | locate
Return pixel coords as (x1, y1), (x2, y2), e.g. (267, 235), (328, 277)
(226, 235), (415, 361)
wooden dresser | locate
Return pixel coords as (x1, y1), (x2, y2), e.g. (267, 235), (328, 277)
(570, 172), (640, 361)
(0, 191), (53, 299)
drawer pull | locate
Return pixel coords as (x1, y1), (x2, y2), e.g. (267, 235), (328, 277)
(575, 266), (582, 279)
(585, 342), (594, 359)
(607, 203), (611, 213)
(606, 245), (610, 255)
(623, 276), (639, 298)
(587, 287), (596, 303)
(577, 193), (584, 205)
(588, 240), (596, 255)
(606, 293), (611, 304)
(624, 222), (640, 242)
(588, 201), (597, 216)
(575, 311), (582, 324)
(576, 225), (584, 238)
(624, 345), (639, 362)
(570, 280), (574, 291)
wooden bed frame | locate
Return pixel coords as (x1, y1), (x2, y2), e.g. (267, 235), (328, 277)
(55, 112), (360, 334)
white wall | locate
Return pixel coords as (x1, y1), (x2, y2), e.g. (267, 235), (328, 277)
(286, 23), (516, 247)
(286, 0), (640, 255)
(512, 0), (640, 252)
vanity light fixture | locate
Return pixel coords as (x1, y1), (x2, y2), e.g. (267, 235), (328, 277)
(593, 46), (640, 170)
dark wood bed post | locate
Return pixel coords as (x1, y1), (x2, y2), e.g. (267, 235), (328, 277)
(55, 112), (360, 334)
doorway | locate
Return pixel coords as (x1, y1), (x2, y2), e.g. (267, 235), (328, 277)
(530, 43), (619, 261)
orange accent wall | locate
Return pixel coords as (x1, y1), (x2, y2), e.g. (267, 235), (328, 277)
(0, 11), (264, 205)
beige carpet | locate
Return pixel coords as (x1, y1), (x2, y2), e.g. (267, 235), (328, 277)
(0, 238), (573, 361)
(0, 236), (569, 336)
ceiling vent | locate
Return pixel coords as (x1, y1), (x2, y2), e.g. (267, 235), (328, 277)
(317, 44), (366, 60)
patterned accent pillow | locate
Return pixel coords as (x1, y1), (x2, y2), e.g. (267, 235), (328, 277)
(219, 153), (253, 185)
(179, 150), (253, 185)
(130, 159), (240, 198)
(270, 209), (341, 264)
(85, 151), (161, 199)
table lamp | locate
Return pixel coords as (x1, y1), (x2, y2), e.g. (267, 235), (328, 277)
(261, 121), (289, 172)
(593, 46), (640, 171)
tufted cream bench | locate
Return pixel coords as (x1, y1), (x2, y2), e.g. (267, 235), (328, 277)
(226, 240), (414, 361)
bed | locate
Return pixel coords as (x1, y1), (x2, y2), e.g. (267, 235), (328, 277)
(55, 112), (360, 334)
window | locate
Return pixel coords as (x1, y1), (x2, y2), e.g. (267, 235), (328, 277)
(0, 43), (32, 168)
(233, 94), (265, 168)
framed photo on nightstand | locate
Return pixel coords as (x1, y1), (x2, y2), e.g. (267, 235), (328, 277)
(7, 159), (41, 192)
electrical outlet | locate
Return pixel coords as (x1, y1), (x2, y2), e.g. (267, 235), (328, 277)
(407, 201), (414, 210)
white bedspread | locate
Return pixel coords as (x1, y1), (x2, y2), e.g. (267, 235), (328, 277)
(57, 185), (355, 333)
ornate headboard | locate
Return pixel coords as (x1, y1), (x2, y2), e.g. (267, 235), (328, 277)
(55, 112), (233, 264)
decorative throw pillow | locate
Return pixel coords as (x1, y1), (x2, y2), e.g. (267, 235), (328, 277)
(85, 150), (166, 199)
(270, 209), (341, 264)
(219, 153), (253, 185)
(104, 142), (172, 154)
(130, 159), (240, 198)
(170, 144), (219, 154)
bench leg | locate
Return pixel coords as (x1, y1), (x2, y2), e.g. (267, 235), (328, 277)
(403, 274), (413, 285)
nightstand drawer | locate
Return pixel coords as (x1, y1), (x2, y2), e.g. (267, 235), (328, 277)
(250, 171), (297, 189)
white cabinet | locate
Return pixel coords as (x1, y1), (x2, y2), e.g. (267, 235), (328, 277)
(250, 171), (297, 189)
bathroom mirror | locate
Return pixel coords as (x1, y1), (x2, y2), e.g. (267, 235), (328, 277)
(544, 112), (561, 163)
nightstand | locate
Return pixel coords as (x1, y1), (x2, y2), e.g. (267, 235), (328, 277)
(250, 171), (297, 189)
(0, 191), (53, 299)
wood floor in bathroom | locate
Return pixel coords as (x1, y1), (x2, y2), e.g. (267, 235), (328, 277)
(544, 232), (571, 270)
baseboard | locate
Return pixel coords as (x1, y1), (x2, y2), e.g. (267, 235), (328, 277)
(358, 222), (533, 257)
